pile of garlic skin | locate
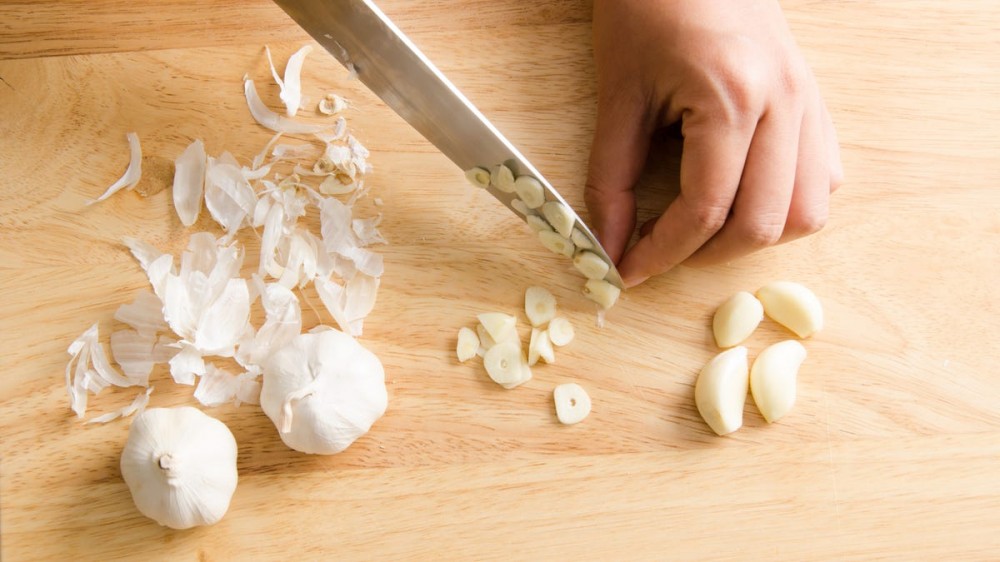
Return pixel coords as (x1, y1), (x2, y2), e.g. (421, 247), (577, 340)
(65, 45), (390, 529)
(695, 281), (823, 436)
(463, 166), (621, 317)
(457, 286), (592, 425)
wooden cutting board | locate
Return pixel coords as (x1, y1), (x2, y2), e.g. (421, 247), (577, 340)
(2, 1), (999, 559)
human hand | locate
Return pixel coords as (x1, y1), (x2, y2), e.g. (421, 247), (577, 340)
(585, 0), (844, 287)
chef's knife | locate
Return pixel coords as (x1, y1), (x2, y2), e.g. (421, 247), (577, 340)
(273, 0), (624, 289)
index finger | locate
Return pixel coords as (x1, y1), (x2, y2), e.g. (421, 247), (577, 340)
(617, 117), (754, 286)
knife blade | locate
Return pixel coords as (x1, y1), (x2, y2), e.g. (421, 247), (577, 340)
(273, 0), (624, 289)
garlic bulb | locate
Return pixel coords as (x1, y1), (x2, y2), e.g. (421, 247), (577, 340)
(260, 329), (387, 454)
(120, 407), (238, 530)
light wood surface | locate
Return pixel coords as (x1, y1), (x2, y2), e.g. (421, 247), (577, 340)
(2, 1), (999, 559)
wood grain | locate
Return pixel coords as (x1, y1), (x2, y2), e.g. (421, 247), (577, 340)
(2, 1), (999, 560)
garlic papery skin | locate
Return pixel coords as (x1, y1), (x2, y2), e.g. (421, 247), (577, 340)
(750, 340), (807, 423)
(694, 346), (749, 437)
(260, 330), (387, 455)
(120, 407), (238, 530)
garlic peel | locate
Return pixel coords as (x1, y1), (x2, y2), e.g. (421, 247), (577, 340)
(120, 407), (238, 529)
(88, 132), (142, 205)
(244, 78), (332, 134)
(172, 139), (206, 227)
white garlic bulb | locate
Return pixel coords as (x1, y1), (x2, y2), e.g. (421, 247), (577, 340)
(120, 407), (238, 530)
(260, 329), (387, 455)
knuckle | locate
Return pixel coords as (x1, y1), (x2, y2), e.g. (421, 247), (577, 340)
(689, 201), (730, 236)
(788, 205), (829, 237)
(740, 219), (785, 248)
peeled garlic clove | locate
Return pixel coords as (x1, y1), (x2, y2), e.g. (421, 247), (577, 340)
(712, 291), (764, 348)
(553, 383), (591, 425)
(514, 175), (545, 208)
(541, 201), (574, 238)
(464, 167), (491, 189)
(484, 340), (528, 387)
(456, 326), (479, 363)
(120, 407), (238, 529)
(538, 230), (575, 257)
(582, 279), (620, 309)
(547, 316), (575, 346)
(477, 312), (517, 343)
(528, 328), (555, 366)
(527, 215), (553, 233)
(524, 286), (557, 327)
(570, 228), (594, 250)
(490, 164), (516, 193)
(694, 346), (749, 436)
(511, 198), (534, 217)
(750, 340), (806, 423)
(573, 250), (610, 280)
(756, 281), (823, 338)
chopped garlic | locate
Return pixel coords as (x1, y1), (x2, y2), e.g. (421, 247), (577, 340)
(538, 230), (575, 257)
(88, 132), (142, 205)
(524, 286), (557, 327)
(553, 383), (591, 425)
(527, 328), (555, 366)
(573, 250), (611, 280)
(547, 317), (575, 346)
(318, 93), (349, 115)
(582, 279), (620, 310)
(490, 164), (516, 193)
(514, 175), (545, 209)
(456, 327), (479, 362)
(526, 215), (553, 233)
(464, 167), (491, 189)
(570, 228), (594, 250)
(541, 201), (574, 238)
(478, 312), (517, 343)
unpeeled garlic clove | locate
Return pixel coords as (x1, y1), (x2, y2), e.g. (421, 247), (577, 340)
(553, 383), (591, 425)
(694, 346), (749, 436)
(712, 291), (764, 348)
(756, 281), (823, 338)
(750, 340), (806, 423)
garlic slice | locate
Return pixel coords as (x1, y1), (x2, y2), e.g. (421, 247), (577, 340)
(547, 316), (575, 346)
(478, 312), (517, 343)
(553, 383), (591, 425)
(484, 340), (530, 388)
(750, 340), (806, 423)
(88, 132), (142, 205)
(712, 291), (764, 348)
(490, 164), (516, 193)
(524, 286), (557, 327)
(570, 228), (594, 250)
(172, 139), (206, 227)
(476, 323), (497, 353)
(244, 78), (332, 134)
(541, 201), (574, 238)
(456, 327), (479, 362)
(514, 175), (545, 209)
(582, 279), (620, 309)
(527, 328), (555, 366)
(526, 215), (553, 233)
(464, 167), (491, 189)
(756, 282), (824, 338)
(694, 346), (749, 436)
(510, 198), (535, 217)
(573, 250), (610, 280)
(538, 230), (575, 257)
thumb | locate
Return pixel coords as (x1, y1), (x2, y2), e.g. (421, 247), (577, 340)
(584, 92), (651, 265)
